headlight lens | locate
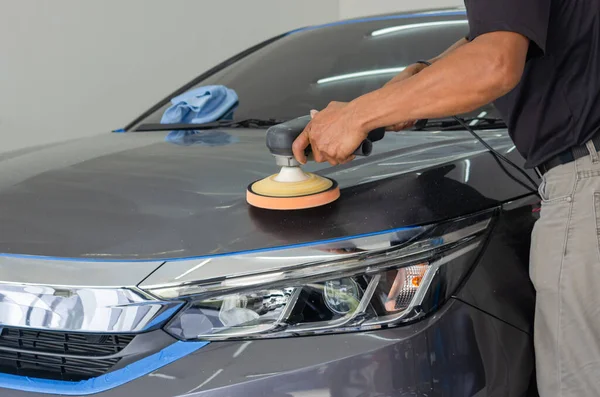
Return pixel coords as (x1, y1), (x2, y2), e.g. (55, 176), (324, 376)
(148, 211), (493, 341)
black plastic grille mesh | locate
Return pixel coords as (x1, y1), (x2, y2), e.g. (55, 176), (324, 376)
(0, 327), (135, 381)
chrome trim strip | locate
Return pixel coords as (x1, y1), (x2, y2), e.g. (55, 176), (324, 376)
(0, 345), (124, 360)
(0, 283), (182, 333)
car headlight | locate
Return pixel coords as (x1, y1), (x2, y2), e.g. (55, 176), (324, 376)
(144, 211), (493, 341)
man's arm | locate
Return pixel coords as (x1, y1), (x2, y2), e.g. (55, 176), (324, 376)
(384, 37), (470, 87)
(351, 31), (528, 131)
(431, 37), (470, 63)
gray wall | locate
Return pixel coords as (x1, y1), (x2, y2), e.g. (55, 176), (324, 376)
(0, 0), (462, 153)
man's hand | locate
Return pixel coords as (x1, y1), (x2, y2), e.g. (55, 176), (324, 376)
(291, 65), (430, 166)
(291, 102), (368, 166)
(290, 66), (427, 166)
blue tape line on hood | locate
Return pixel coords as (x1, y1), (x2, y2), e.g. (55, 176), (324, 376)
(0, 341), (208, 395)
(286, 10), (467, 35)
(165, 130), (240, 147)
(0, 226), (418, 263)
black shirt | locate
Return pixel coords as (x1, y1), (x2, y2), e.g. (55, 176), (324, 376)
(464, 0), (600, 168)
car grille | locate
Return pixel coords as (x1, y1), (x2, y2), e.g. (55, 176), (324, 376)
(0, 327), (135, 381)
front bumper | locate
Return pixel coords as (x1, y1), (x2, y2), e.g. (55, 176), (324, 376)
(0, 299), (534, 397)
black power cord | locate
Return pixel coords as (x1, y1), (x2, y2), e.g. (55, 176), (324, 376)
(415, 60), (539, 195)
(451, 115), (539, 193)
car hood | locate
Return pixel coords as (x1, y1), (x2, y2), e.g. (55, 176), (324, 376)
(0, 128), (527, 260)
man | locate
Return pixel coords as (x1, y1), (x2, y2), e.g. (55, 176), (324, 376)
(292, 1), (600, 396)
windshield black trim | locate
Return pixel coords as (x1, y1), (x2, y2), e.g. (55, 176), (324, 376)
(413, 117), (507, 131)
(134, 118), (289, 132)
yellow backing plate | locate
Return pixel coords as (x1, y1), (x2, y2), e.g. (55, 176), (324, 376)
(251, 172), (333, 197)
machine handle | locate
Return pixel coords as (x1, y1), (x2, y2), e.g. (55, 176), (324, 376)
(266, 115), (385, 159)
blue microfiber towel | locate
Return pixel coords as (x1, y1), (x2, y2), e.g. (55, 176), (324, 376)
(160, 85), (239, 124)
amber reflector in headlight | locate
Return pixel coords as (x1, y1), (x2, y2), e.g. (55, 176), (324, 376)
(147, 211), (493, 340)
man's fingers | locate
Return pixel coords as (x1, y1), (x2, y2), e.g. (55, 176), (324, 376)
(310, 109), (319, 118)
(340, 155), (355, 164)
(386, 123), (403, 131)
(386, 121), (416, 131)
(385, 124), (401, 131)
(324, 154), (338, 166)
(333, 152), (356, 166)
(312, 146), (325, 163)
(292, 130), (310, 164)
(312, 146), (336, 165)
(316, 147), (339, 165)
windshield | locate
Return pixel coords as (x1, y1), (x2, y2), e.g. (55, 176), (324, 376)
(137, 13), (501, 126)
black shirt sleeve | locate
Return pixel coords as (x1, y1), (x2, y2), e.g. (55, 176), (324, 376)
(464, 0), (552, 57)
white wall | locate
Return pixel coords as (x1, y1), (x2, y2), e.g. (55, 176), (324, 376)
(339, 0), (463, 19)
(0, 0), (461, 153)
(0, 0), (339, 152)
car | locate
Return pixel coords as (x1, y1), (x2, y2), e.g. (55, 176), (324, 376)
(0, 7), (541, 397)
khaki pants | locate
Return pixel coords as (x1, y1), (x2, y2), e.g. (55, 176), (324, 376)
(531, 140), (600, 396)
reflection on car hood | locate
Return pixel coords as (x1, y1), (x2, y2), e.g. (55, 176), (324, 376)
(0, 128), (526, 260)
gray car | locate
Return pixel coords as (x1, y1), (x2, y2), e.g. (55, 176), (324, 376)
(0, 7), (539, 397)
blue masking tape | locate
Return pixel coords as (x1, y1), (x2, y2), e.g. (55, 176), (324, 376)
(286, 10), (467, 35)
(144, 304), (184, 329)
(0, 341), (208, 395)
(0, 226), (419, 263)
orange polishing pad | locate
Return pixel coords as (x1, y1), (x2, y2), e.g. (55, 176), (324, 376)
(246, 172), (340, 210)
